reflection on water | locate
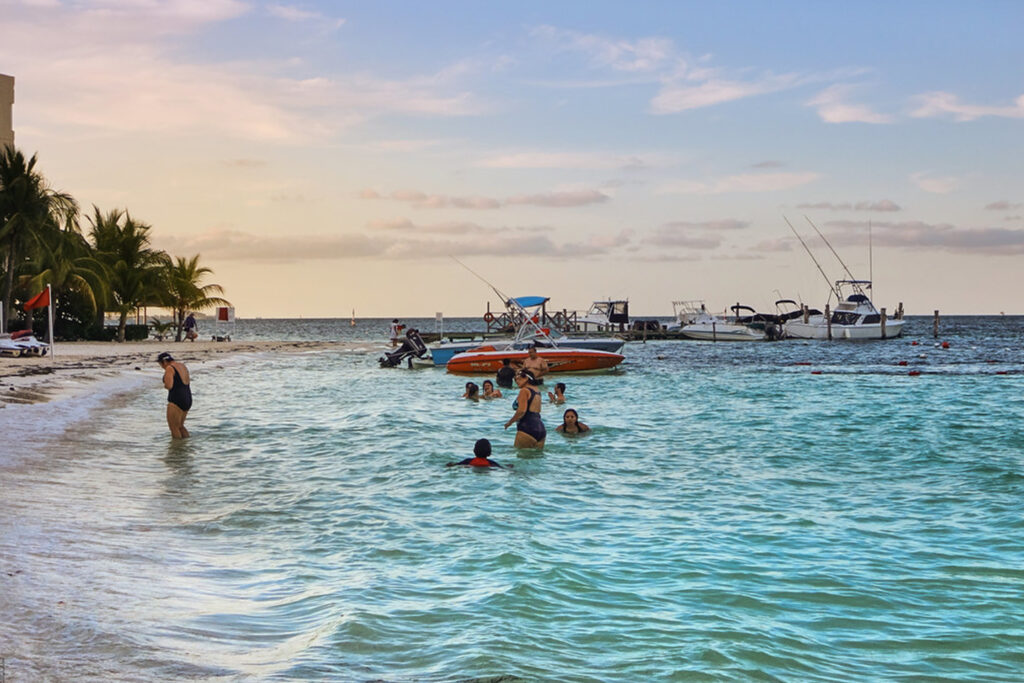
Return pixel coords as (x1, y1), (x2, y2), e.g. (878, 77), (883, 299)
(1, 317), (1023, 680)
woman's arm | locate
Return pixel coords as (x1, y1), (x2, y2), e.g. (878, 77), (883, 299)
(504, 389), (528, 428)
(163, 366), (174, 389)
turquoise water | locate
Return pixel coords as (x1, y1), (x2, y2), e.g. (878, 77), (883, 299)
(2, 317), (1023, 681)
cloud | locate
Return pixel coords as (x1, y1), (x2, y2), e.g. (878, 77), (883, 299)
(368, 218), (498, 235)
(505, 190), (610, 207)
(797, 200), (901, 212)
(644, 226), (722, 250)
(985, 200), (1023, 211)
(910, 172), (958, 194)
(530, 25), (674, 73)
(910, 92), (1024, 121)
(651, 74), (804, 114)
(752, 160), (785, 169)
(822, 220), (1024, 254)
(662, 219), (749, 231)
(660, 171), (819, 195)
(475, 151), (659, 170)
(806, 84), (893, 124)
(267, 3), (346, 29)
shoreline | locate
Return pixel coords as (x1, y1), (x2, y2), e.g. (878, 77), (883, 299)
(0, 339), (380, 407)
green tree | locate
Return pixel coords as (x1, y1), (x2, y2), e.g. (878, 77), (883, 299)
(89, 206), (166, 342)
(21, 222), (107, 326)
(0, 146), (78, 328)
(161, 254), (229, 342)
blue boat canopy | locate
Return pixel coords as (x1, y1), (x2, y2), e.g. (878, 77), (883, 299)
(508, 296), (549, 308)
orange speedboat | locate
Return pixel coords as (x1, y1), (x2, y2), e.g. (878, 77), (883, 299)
(446, 346), (624, 375)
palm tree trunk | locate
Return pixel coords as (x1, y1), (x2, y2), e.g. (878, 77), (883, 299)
(3, 245), (15, 331)
(118, 310), (128, 343)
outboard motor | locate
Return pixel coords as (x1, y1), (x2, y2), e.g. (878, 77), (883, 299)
(379, 328), (429, 368)
(764, 321), (785, 341)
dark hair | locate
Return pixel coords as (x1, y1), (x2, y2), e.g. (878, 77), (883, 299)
(502, 358), (511, 366)
(157, 352), (174, 362)
(562, 408), (579, 422)
(518, 368), (536, 382)
(555, 382), (566, 393)
(465, 382), (479, 397)
(482, 380), (494, 389)
(474, 438), (492, 458)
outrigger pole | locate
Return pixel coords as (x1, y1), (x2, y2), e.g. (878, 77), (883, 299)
(803, 215), (861, 287)
(450, 256), (555, 342)
(784, 216), (839, 301)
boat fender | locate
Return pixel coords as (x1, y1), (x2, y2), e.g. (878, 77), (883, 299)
(483, 312), (495, 323)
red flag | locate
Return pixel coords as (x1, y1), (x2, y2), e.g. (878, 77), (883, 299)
(24, 287), (50, 310)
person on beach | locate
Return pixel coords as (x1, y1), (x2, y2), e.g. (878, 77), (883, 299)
(548, 382), (566, 404)
(183, 313), (198, 341)
(389, 319), (401, 347)
(505, 368), (545, 448)
(157, 351), (191, 438)
(463, 381), (479, 400)
(496, 358), (515, 389)
(482, 380), (502, 399)
(521, 345), (548, 385)
(446, 438), (508, 468)
(556, 408), (590, 435)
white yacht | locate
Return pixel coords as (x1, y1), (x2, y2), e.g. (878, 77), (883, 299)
(784, 281), (905, 340)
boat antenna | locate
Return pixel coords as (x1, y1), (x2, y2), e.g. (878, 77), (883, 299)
(784, 216), (839, 301)
(450, 255), (510, 303)
(868, 219), (873, 294)
(803, 215), (860, 286)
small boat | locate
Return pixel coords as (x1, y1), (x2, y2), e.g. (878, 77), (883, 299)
(575, 299), (629, 332)
(681, 307), (765, 341)
(0, 330), (49, 357)
(430, 334), (624, 366)
(446, 296), (625, 374)
(784, 281), (905, 340)
(665, 300), (706, 331)
(350, 309), (356, 327)
(446, 346), (625, 375)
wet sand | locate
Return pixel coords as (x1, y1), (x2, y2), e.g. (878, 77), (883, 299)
(0, 340), (377, 407)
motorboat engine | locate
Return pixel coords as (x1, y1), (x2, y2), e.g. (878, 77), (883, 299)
(379, 328), (428, 367)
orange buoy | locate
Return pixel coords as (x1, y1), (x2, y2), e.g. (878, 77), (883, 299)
(898, 360), (908, 366)
(908, 371), (921, 376)
(941, 341), (950, 349)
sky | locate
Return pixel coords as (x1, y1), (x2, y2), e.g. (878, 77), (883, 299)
(1, 0), (1022, 317)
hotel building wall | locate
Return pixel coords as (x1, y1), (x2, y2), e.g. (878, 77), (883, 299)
(0, 73), (14, 150)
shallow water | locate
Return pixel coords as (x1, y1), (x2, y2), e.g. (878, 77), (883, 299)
(2, 317), (1023, 681)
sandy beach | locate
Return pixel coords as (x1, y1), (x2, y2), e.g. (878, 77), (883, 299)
(0, 339), (373, 407)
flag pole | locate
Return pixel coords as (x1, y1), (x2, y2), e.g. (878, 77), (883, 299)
(47, 283), (54, 358)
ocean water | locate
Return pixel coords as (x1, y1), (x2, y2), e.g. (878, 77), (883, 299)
(2, 316), (1023, 681)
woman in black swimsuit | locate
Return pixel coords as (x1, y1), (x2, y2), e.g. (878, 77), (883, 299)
(504, 368), (546, 449)
(157, 352), (192, 438)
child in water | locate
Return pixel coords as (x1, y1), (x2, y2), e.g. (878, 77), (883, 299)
(446, 438), (509, 468)
(463, 382), (479, 400)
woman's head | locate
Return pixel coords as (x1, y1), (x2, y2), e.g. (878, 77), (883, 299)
(465, 382), (479, 396)
(562, 408), (579, 424)
(156, 351), (174, 366)
(516, 368), (536, 385)
(482, 380), (494, 391)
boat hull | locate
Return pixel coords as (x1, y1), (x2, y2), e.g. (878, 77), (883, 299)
(446, 348), (624, 375)
(681, 323), (763, 341)
(430, 337), (624, 366)
(785, 318), (905, 340)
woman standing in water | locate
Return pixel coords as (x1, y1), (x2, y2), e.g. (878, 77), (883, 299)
(157, 352), (192, 438)
(504, 369), (545, 448)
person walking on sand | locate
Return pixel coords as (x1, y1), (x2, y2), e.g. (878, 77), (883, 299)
(389, 319), (401, 347)
(157, 351), (192, 438)
(183, 312), (198, 341)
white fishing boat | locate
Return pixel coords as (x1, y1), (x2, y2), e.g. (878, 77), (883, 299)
(665, 300), (706, 331)
(680, 308), (764, 341)
(784, 280), (905, 340)
(575, 299), (629, 332)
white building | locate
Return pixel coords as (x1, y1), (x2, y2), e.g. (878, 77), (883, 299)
(0, 73), (14, 150)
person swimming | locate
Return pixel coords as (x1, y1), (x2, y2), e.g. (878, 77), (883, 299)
(463, 381), (479, 400)
(547, 382), (566, 404)
(556, 408), (590, 435)
(446, 438), (508, 468)
(504, 368), (546, 448)
(482, 379), (502, 399)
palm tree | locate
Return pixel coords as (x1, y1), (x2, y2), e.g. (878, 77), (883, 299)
(162, 254), (229, 341)
(89, 206), (166, 342)
(0, 146), (78, 328)
(21, 222), (108, 323)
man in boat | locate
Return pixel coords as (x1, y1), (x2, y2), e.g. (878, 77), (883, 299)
(520, 344), (549, 385)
